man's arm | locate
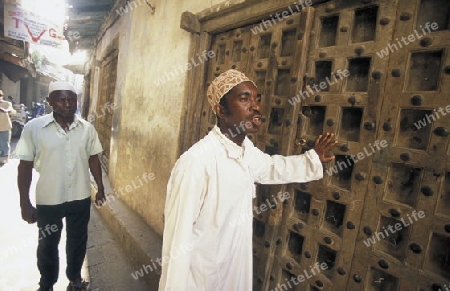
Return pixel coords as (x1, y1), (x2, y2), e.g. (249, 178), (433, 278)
(250, 133), (337, 184)
(89, 154), (105, 206)
(18, 160), (37, 223)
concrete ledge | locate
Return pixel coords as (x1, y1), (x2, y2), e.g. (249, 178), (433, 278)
(91, 172), (162, 290)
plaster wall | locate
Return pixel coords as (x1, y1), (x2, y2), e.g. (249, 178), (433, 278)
(91, 0), (228, 236)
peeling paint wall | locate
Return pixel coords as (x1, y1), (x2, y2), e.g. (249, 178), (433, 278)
(89, 0), (229, 236)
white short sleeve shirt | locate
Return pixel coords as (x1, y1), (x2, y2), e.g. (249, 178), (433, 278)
(15, 114), (103, 205)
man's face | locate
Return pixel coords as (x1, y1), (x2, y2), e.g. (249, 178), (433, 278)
(47, 90), (77, 118)
(219, 81), (262, 134)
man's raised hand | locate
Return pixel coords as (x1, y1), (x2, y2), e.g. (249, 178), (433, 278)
(314, 133), (338, 163)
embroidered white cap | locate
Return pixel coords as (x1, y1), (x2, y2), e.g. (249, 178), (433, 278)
(206, 69), (256, 113)
(48, 81), (77, 95)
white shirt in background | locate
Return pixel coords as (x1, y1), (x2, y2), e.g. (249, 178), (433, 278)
(15, 114), (103, 205)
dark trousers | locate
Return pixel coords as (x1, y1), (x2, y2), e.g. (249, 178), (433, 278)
(36, 197), (91, 288)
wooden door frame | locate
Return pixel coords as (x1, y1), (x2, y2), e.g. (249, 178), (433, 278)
(178, 0), (330, 155)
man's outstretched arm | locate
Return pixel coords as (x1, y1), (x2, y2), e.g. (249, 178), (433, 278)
(249, 133), (337, 184)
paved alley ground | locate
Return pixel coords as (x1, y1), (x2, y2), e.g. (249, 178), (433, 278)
(0, 139), (149, 291)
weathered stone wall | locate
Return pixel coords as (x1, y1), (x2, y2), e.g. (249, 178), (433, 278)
(89, 0), (228, 236)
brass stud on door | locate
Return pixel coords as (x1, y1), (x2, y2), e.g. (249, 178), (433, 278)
(378, 259), (389, 269)
(421, 186), (434, 196)
(363, 226), (372, 235)
(391, 69), (401, 77)
(411, 95), (423, 106)
(434, 127), (449, 137)
(348, 96), (357, 104)
(372, 176), (383, 184)
(355, 172), (366, 181)
(379, 18), (390, 25)
(409, 243), (422, 254)
(400, 153), (410, 161)
(383, 122), (392, 131)
(364, 121), (375, 130)
(400, 12), (412, 21)
(445, 65), (450, 74)
(355, 46), (364, 55)
(333, 192), (341, 200)
(371, 70), (382, 80)
(389, 208), (401, 218)
(445, 225), (450, 233)
(340, 144), (349, 152)
(286, 262), (293, 270)
(353, 274), (362, 283)
(420, 37), (432, 47)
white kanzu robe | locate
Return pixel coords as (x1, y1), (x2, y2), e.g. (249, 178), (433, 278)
(159, 126), (323, 291)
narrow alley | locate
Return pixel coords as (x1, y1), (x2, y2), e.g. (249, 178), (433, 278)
(0, 140), (148, 291)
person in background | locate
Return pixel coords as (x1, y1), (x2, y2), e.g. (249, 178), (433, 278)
(15, 81), (106, 291)
(159, 69), (337, 291)
(0, 90), (13, 164)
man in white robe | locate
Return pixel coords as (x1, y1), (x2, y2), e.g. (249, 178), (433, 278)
(159, 69), (337, 291)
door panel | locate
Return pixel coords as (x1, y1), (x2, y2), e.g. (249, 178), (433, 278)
(199, 0), (450, 290)
(350, 0), (450, 290)
(272, 1), (398, 290)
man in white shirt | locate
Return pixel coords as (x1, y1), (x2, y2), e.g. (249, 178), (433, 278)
(159, 69), (337, 291)
(0, 89), (13, 164)
(15, 81), (105, 291)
